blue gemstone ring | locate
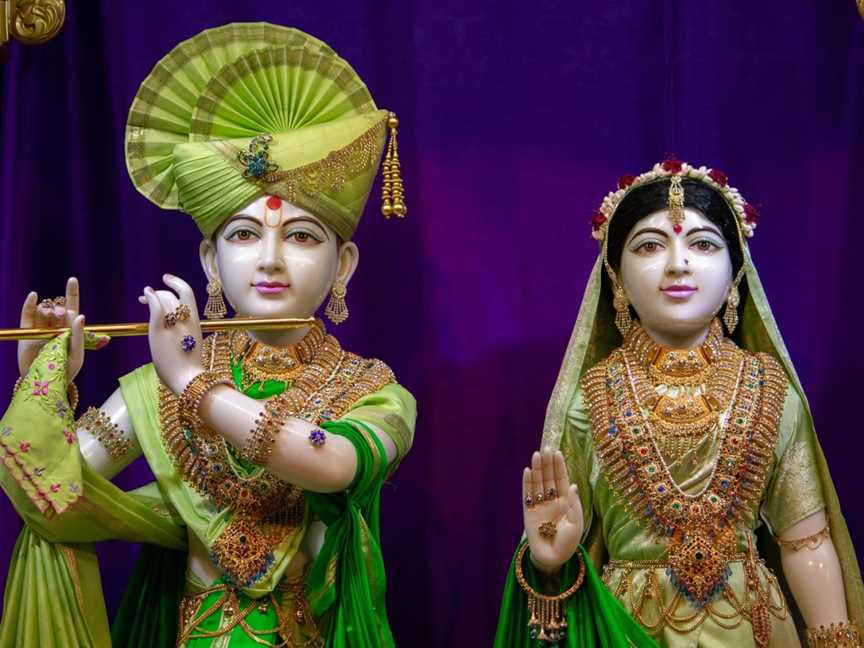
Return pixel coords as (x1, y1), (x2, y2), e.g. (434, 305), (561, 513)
(308, 429), (326, 448)
(181, 335), (196, 352)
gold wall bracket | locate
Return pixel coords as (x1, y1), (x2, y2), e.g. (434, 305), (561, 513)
(1, 0), (65, 56)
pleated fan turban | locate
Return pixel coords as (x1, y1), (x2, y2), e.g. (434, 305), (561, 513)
(125, 23), (404, 240)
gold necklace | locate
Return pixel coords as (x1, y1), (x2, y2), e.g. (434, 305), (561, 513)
(623, 320), (735, 458)
(582, 340), (786, 609)
(162, 326), (395, 587)
(230, 325), (327, 391)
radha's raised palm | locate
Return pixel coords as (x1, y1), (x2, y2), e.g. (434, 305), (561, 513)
(522, 450), (584, 572)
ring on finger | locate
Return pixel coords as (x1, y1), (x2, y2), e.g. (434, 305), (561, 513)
(175, 303), (191, 322)
(181, 335), (197, 352)
(52, 297), (66, 307)
(524, 495), (534, 508)
(534, 492), (545, 505)
(538, 521), (557, 540)
(164, 312), (178, 328)
(39, 299), (55, 310)
(546, 487), (557, 499)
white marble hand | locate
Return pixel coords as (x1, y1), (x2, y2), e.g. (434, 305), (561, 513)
(522, 449), (584, 574)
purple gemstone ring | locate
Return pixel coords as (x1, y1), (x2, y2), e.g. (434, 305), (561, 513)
(181, 335), (196, 352)
(308, 428), (326, 448)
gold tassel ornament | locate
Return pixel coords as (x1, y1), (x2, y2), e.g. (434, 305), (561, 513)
(515, 543), (584, 644)
(381, 112), (407, 218)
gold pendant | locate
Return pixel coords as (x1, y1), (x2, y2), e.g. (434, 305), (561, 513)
(667, 531), (733, 607)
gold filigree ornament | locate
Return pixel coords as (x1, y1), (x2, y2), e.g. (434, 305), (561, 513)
(515, 543), (585, 644)
(163, 325), (394, 587)
(4, 0), (65, 46)
(582, 336), (787, 613)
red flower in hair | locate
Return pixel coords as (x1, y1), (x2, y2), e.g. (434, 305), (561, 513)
(591, 210), (607, 230)
(662, 157), (683, 173)
(617, 175), (637, 190)
(743, 203), (759, 224)
(708, 169), (728, 186)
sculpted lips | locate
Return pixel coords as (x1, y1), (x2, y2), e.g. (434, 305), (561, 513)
(661, 285), (697, 300)
(254, 281), (288, 294)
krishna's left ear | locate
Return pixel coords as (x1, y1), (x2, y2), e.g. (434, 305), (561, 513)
(336, 241), (360, 288)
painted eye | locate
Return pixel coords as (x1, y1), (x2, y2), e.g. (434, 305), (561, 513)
(287, 231), (321, 245)
(227, 228), (256, 242)
(692, 240), (719, 252)
(637, 241), (662, 253)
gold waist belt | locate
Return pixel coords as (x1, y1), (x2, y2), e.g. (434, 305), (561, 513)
(602, 555), (788, 646)
(177, 579), (322, 648)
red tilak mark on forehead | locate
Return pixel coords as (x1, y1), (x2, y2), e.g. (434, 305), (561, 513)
(673, 224), (682, 234)
(266, 196), (282, 211)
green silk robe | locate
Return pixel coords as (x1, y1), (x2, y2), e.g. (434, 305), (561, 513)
(0, 332), (416, 647)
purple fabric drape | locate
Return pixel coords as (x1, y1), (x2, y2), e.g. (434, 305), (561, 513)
(1, 2), (862, 645)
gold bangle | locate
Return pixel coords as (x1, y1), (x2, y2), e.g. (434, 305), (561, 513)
(242, 398), (294, 466)
(806, 621), (862, 647)
(77, 406), (130, 460)
(178, 371), (234, 426)
(777, 524), (831, 551)
(514, 543), (584, 644)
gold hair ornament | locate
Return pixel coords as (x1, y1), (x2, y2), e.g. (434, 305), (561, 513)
(590, 158), (759, 244)
(667, 174), (686, 233)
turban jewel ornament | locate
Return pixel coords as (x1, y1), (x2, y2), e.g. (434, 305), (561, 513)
(125, 23), (406, 240)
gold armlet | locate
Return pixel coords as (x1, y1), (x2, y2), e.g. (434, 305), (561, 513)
(514, 543), (585, 644)
(77, 406), (130, 460)
(178, 371), (234, 427)
(242, 397), (293, 466)
(777, 524), (831, 551)
(806, 621), (862, 647)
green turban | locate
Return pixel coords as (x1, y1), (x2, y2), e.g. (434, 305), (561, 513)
(125, 23), (403, 240)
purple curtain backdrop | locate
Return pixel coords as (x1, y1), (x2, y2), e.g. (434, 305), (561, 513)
(1, 2), (863, 646)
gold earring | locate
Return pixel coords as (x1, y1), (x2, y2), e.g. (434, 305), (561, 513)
(613, 283), (632, 335)
(204, 278), (227, 320)
(723, 283), (740, 334)
(325, 280), (349, 325)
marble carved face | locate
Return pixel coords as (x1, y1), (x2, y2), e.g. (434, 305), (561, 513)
(201, 195), (355, 320)
(620, 207), (733, 338)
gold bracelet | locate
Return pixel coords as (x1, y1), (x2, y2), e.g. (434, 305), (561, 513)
(806, 621), (863, 647)
(76, 407), (130, 460)
(178, 371), (234, 427)
(777, 524), (831, 551)
(242, 398), (295, 466)
(514, 543), (585, 644)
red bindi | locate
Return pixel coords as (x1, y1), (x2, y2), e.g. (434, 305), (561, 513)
(266, 196), (282, 211)
(673, 224), (682, 234)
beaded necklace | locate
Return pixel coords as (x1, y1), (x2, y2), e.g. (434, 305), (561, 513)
(159, 323), (394, 587)
(582, 328), (786, 607)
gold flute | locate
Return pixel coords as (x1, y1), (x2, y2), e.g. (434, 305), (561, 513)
(0, 317), (317, 342)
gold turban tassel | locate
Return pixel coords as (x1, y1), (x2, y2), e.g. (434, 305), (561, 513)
(381, 112), (407, 218)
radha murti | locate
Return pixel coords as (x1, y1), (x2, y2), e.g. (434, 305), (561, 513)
(0, 23), (414, 647)
(495, 159), (864, 647)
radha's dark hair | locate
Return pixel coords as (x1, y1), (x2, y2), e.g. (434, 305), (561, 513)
(601, 178), (748, 333)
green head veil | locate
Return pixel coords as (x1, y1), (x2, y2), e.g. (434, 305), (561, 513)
(125, 23), (406, 240)
(540, 159), (864, 626)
